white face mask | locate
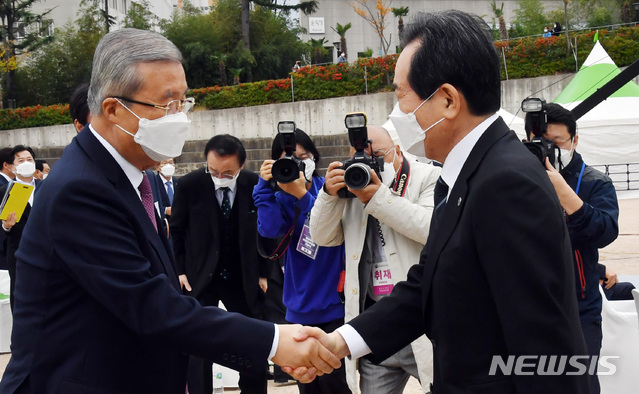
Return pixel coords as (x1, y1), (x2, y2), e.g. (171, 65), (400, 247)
(302, 158), (315, 182)
(211, 171), (240, 189)
(558, 138), (575, 171)
(389, 88), (444, 158)
(381, 149), (397, 187)
(114, 98), (191, 162)
(161, 163), (175, 177)
(15, 161), (36, 178)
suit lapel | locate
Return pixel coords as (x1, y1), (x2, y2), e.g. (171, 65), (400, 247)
(421, 118), (511, 307)
(77, 129), (179, 289)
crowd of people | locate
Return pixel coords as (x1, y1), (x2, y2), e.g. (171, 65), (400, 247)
(0, 9), (631, 394)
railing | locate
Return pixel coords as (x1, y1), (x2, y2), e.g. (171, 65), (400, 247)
(591, 163), (639, 191)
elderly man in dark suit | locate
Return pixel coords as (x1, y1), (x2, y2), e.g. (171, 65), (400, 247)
(295, 10), (590, 394)
(0, 28), (339, 394)
(170, 134), (271, 394)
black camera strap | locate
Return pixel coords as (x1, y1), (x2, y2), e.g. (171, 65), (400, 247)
(390, 158), (411, 197)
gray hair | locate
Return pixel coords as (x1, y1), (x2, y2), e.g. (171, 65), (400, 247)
(88, 28), (183, 115)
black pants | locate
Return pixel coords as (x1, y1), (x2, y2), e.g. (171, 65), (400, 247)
(289, 317), (352, 394)
(187, 280), (267, 394)
(582, 320), (602, 394)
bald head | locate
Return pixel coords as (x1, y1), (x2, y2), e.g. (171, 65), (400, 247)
(349, 124), (403, 171)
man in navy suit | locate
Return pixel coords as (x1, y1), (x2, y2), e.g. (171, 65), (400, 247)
(0, 147), (13, 271)
(0, 28), (339, 394)
(153, 158), (178, 220)
(297, 11), (590, 393)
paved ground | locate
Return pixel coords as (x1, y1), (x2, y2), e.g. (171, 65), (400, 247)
(0, 198), (637, 393)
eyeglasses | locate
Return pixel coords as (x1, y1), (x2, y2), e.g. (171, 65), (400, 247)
(113, 96), (195, 115)
(204, 166), (238, 180)
(373, 146), (396, 157)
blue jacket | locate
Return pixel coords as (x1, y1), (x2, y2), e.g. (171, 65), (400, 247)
(253, 177), (345, 325)
(561, 151), (619, 324)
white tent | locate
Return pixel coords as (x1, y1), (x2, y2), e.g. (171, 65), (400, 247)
(554, 41), (639, 168)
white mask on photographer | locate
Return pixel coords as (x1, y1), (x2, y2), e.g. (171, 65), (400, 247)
(302, 158), (315, 182)
(114, 98), (191, 162)
(15, 161), (36, 178)
(389, 88), (444, 158)
(212, 171), (239, 189)
(160, 163), (175, 177)
(558, 138), (575, 170)
(381, 149), (397, 187)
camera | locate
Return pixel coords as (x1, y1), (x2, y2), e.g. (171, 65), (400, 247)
(337, 112), (384, 198)
(271, 121), (306, 188)
(522, 98), (558, 168)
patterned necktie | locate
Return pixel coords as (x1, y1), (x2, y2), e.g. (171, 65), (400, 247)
(221, 187), (232, 219)
(139, 173), (157, 230)
(433, 176), (448, 228)
(166, 180), (174, 205)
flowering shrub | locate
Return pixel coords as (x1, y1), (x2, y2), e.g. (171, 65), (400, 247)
(0, 104), (71, 131)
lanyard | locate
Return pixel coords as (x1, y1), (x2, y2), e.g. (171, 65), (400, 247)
(575, 162), (586, 195)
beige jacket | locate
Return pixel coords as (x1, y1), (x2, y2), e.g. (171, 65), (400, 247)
(309, 159), (440, 393)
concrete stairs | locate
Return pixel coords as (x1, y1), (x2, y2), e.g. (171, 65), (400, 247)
(176, 134), (351, 177)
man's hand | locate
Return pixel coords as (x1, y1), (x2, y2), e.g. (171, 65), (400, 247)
(281, 327), (351, 381)
(349, 168), (382, 204)
(2, 212), (17, 230)
(603, 269), (619, 290)
(259, 277), (268, 293)
(272, 325), (342, 383)
(179, 274), (192, 292)
(544, 158), (583, 215)
(279, 171), (308, 200)
(164, 206), (172, 216)
(260, 160), (276, 181)
(324, 161), (345, 196)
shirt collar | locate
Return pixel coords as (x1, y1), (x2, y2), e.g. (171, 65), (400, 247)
(440, 113), (499, 198)
(15, 177), (36, 187)
(0, 172), (12, 183)
(89, 124), (144, 193)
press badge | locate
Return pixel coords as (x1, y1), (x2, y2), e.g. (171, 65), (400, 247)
(372, 261), (393, 296)
(296, 217), (318, 259)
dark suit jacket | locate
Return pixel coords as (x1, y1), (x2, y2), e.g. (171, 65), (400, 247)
(170, 168), (270, 318)
(349, 118), (589, 394)
(0, 128), (274, 394)
(151, 172), (178, 220)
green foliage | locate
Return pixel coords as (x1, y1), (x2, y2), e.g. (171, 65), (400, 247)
(200, 55), (397, 109)
(124, 0), (157, 30)
(587, 6), (614, 27)
(497, 26), (639, 79)
(511, 0), (553, 37)
(0, 104), (71, 130)
(13, 1), (105, 107)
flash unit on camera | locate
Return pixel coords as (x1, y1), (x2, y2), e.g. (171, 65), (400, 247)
(278, 121), (296, 134)
(521, 98), (546, 113)
(345, 112), (367, 129)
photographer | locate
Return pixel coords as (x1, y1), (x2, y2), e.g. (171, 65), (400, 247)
(525, 103), (619, 394)
(252, 128), (351, 394)
(309, 124), (439, 393)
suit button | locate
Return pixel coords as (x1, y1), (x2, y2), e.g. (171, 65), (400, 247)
(387, 198), (392, 203)
(231, 355), (237, 363)
(238, 357), (244, 366)
(208, 273), (213, 278)
(352, 254), (358, 260)
(352, 289), (357, 295)
(223, 353), (229, 361)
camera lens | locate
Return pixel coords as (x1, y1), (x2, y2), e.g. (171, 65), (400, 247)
(272, 158), (300, 183)
(344, 163), (372, 190)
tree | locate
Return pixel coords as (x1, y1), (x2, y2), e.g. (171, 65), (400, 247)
(124, 0), (156, 30)
(391, 6), (409, 38)
(308, 36), (328, 65)
(0, 0), (53, 106)
(239, 0), (317, 82)
(0, 44), (17, 108)
(14, 0), (105, 107)
(331, 22), (351, 58)
(351, 0), (392, 55)
(511, 0), (549, 37)
(490, 1), (509, 41)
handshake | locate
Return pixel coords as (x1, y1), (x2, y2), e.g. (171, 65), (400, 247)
(272, 325), (352, 383)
